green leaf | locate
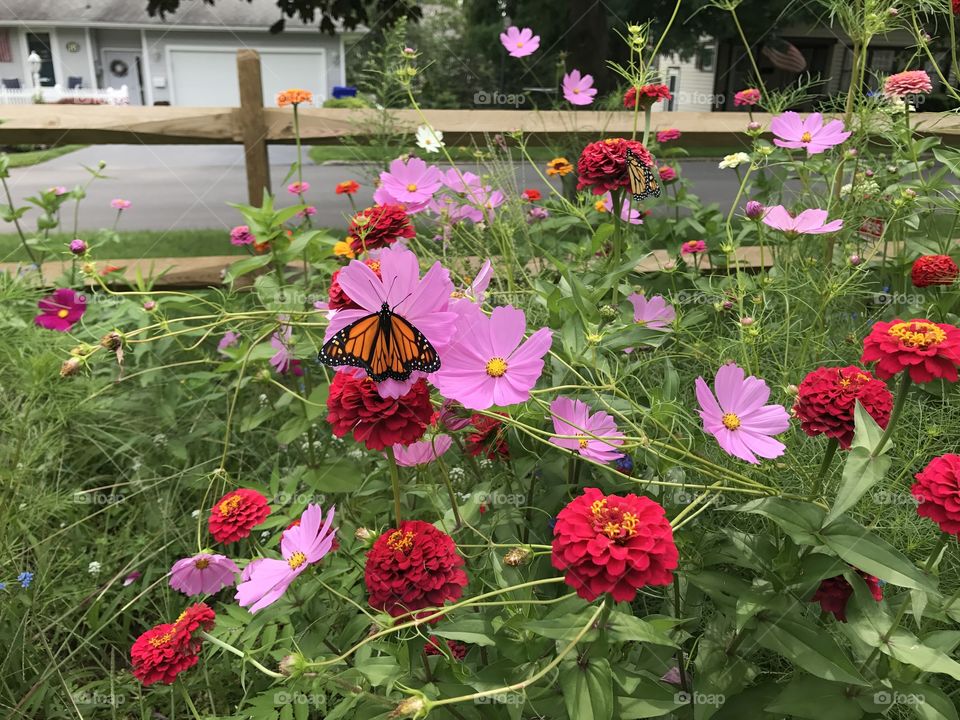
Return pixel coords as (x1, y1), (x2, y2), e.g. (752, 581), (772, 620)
(356, 656), (404, 687)
(432, 615), (496, 647)
(891, 682), (959, 720)
(616, 677), (681, 718)
(826, 447), (891, 523)
(560, 656), (613, 720)
(765, 674), (864, 720)
(225, 254), (273, 283)
(725, 498), (825, 545)
(605, 610), (678, 647)
(753, 615), (868, 686)
(849, 400), (887, 452)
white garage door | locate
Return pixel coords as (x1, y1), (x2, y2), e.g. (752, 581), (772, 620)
(167, 47), (327, 106)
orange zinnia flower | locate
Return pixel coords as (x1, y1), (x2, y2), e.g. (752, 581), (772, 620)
(277, 88), (313, 107)
(336, 180), (360, 195)
(546, 157), (573, 177)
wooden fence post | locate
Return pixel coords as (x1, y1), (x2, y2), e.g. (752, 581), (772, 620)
(237, 49), (271, 206)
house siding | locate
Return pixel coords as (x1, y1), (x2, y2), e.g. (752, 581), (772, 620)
(653, 50), (717, 112)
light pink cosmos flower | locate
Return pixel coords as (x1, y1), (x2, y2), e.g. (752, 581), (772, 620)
(393, 434), (453, 466)
(548, 396), (625, 464)
(762, 205), (843, 235)
(884, 70), (932, 98)
(269, 322), (296, 374)
(111, 198), (131, 210)
(452, 259), (493, 305)
(601, 193), (644, 224)
(326, 245), (458, 398)
(169, 553), (239, 596)
(375, 156), (443, 213)
(628, 293), (675, 329)
(123, 571), (142, 586)
(287, 181), (310, 195)
(771, 112), (851, 154)
(695, 363), (790, 464)
(430, 170), (504, 223)
(217, 330), (240, 355)
(562, 69), (597, 106)
(236, 503), (337, 613)
(500, 26), (540, 58)
(432, 303), (552, 410)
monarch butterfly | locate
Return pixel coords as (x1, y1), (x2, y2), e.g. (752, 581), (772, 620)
(626, 149), (662, 201)
(318, 302), (440, 382)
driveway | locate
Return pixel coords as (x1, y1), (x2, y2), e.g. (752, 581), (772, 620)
(4, 144), (738, 234)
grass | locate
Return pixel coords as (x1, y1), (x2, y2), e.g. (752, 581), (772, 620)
(4, 145), (86, 168)
(0, 229), (246, 262)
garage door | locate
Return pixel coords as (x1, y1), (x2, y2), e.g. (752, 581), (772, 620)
(167, 47), (327, 106)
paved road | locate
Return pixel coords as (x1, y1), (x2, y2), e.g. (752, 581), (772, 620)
(4, 145), (739, 233)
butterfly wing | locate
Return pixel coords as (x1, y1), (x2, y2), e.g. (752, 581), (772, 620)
(385, 313), (441, 378)
(626, 148), (662, 201)
(318, 312), (382, 373)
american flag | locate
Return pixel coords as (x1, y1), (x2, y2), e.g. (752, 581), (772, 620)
(0, 30), (11, 64)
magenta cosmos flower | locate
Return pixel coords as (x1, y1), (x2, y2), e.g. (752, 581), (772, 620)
(433, 303), (552, 410)
(601, 193), (644, 224)
(169, 553), (239, 596)
(374, 156), (443, 214)
(500, 26), (539, 58)
(695, 363), (790, 464)
(762, 205), (843, 235)
(393, 434), (453, 466)
(549, 396), (625, 464)
(884, 70), (932, 98)
(269, 321), (302, 376)
(628, 293), (675, 329)
(236, 503), (337, 613)
(325, 246), (458, 398)
(35, 288), (86, 331)
(562, 69), (596, 106)
(771, 112), (851, 154)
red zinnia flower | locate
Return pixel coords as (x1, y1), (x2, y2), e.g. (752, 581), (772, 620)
(551, 487), (678, 602)
(173, 602), (217, 635)
(861, 318), (960, 383)
(364, 520), (468, 620)
(811, 570), (882, 622)
(577, 137), (654, 196)
(336, 180), (360, 195)
(623, 84), (672, 109)
(328, 259), (382, 310)
(347, 204), (415, 255)
(208, 488), (271, 544)
(793, 366), (893, 449)
(466, 412), (510, 460)
(954, 0), (960, 15)
(327, 370), (432, 451)
(911, 255), (959, 288)
(520, 188), (541, 202)
(912, 454), (960, 534)
(424, 636), (468, 660)
(130, 603), (216, 685)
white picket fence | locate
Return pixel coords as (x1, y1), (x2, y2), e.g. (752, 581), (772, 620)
(0, 85), (129, 105)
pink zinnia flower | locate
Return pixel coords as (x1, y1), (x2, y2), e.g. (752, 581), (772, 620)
(500, 26), (539, 58)
(658, 166), (677, 183)
(762, 205), (843, 235)
(601, 193), (644, 224)
(35, 288), (86, 331)
(287, 181), (310, 195)
(297, 206), (317, 218)
(375, 156), (443, 213)
(236, 504), (337, 613)
(695, 363), (790, 464)
(681, 240), (707, 255)
(656, 129), (681, 143)
(111, 198), (131, 210)
(50, 186), (68, 196)
(628, 293), (675, 329)
(884, 70), (932, 98)
(325, 246), (458, 398)
(733, 88), (761, 106)
(771, 112), (851, 154)
(433, 303), (552, 411)
(169, 553), (239, 596)
(393, 434), (453, 466)
(230, 225), (254, 246)
(549, 397), (625, 464)
(562, 69), (596, 106)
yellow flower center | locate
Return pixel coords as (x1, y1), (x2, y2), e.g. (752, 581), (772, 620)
(57, 309), (69, 318)
(590, 498), (639, 541)
(801, 131), (813, 142)
(406, 183), (418, 192)
(577, 434), (590, 449)
(194, 558), (210, 570)
(516, 41), (524, 48)
(888, 321), (946, 348)
(288, 551), (307, 570)
(594, 200), (607, 212)
(219, 495), (242, 516)
(386, 530), (415, 553)
(148, 628), (176, 648)
(485, 357), (508, 377)
(573, 88), (580, 94)
(721, 412), (741, 430)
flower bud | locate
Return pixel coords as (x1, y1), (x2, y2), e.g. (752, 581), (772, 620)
(746, 121), (762, 132)
(60, 356), (82, 377)
(739, 316), (754, 326)
(504, 547), (531, 567)
(69, 238), (87, 255)
(785, 384), (799, 396)
(390, 696), (427, 719)
(599, 304), (617, 319)
(849, 254), (862, 266)
(279, 653), (307, 677)
(354, 527), (374, 541)
(744, 200), (765, 220)
(100, 331), (122, 351)
(722, 300), (734, 310)
(143, 300), (157, 311)
(864, 169), (874, 178)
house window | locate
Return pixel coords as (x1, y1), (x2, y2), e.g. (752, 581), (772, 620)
(696, 43), (716, 72)
(26, 32), (56, 87)
(666, 66), (680, 111)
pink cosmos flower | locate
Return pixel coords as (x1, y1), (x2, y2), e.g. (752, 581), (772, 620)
(695, 363), (790, 464)
(287, 181), (310, 195)
(393, 434), (453, 466)
(123, 571), (141, 586)
(771, 112), (851, 154)
(326, 246), (458, 398)
(230, 225), (254, 246)
(762, 205), (843, 235)
(628, 293), (675, 329)
(269, 321), (303, 376)
(733, 88), (761, 106)
(500, 26), (540, 58)
(430, 170), (505, 223)
(884, 70), (932, 98)
(433, 303), (552, 410)
(601, 193), (644, 224)
(169, 553), (239, 596)
(236, 503), (337, 613)
(35, 288), (86, 331)
(548, 396), (625, 464)
(562, 69), (597, 106)
(452, 259), (493, 305)
(681, 240), (707, 255)
(656, 129), (681, 143)
(49, 186), (68, 196)
(218, 331), (240, 355)
(111, 198), (131, 210)
(375, 156), (443, 213)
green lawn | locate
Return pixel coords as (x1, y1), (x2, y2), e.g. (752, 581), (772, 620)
(0, 229), (243, 262)
(4, 144), (87, 168)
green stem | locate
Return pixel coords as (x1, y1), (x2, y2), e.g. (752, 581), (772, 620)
(810, 437), (840, 500)
(386, 446), (403, 527)
(1, 175), (39, 268)
(178, 682), (204, 720)
(611, 188), (625, 304)
(730, 8), (765, 96)
(437, 459), (463, 529)
(872, 373), (911, 458)
(198, 631), (284, 678)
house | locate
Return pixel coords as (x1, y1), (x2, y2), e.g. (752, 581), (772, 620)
(0, 0), (354, 105)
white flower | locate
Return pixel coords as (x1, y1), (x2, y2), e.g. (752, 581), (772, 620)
(718, 152), (752, 170)
(191, 509), (200, 519)
(449, 467), (466, 481)
(87, 561), (101, 576)
(415, 125), (444, 153)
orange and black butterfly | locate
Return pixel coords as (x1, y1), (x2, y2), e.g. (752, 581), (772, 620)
(626, 149), (662, 201)
(318, 302), (440, 382)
